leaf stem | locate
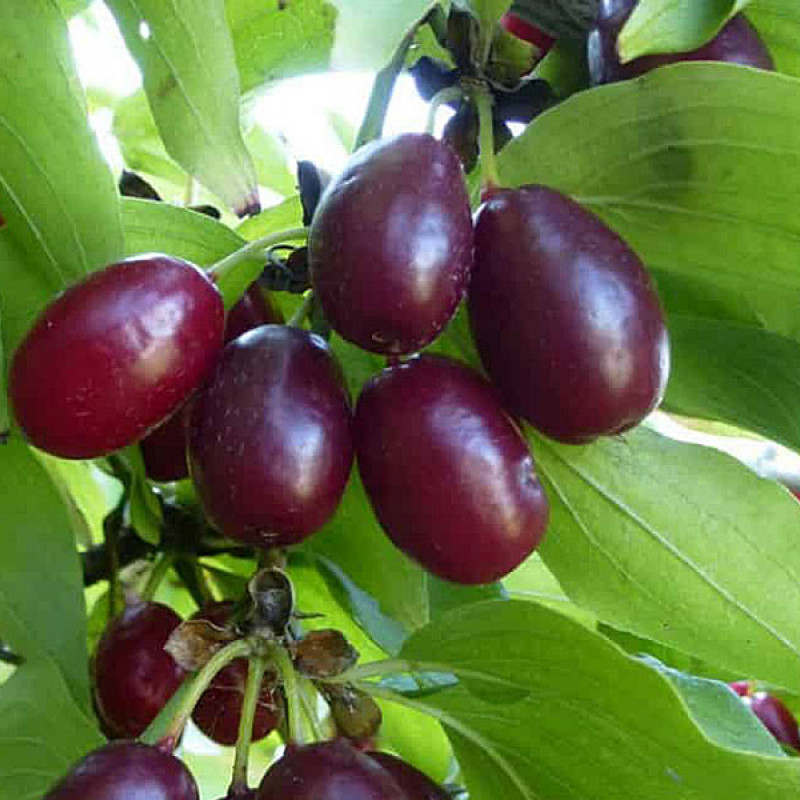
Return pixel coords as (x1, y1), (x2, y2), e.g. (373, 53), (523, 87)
(269, 642), (305, 745)
(471, 82), (501, 193)
(425, 86), (463, 135)
(143, 638), (253, 750)
(230, 654), (267, 794)
(140, 552), (175, 602)
(299, 676), (327, 742)
(174, 557), (215, 610)
(354, 28), (417, 150)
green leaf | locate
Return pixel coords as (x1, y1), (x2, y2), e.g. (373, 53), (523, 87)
(0, 312), (7, 440)
(237, 196), (304, 241)
(0, 438), (92, 708)
(105, 0), (259, 215)
(380, 601), (800, 799)
(640, 656), (784, 756)
(664, 315), (800, 453)
(227, 0), (336, 95)
(530, 425), (800, 695)
(618, 0), (750, 63)
(748, 0), (800, 79)
(328, 0), (439, 68)
(57, 0), (92, 16)
(0, 658), (102, 799)
(245, 124), (297, 197)
(304, 468), (429, 653)
(0, 1), (123, 351)
(497, 64), (800, 446)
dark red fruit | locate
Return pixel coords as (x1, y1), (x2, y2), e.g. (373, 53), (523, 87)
(309, 133), (473, 355)
(190, 602), (281, 746)
(93, 602), (187, 739)
(140, 406), (191, 483)
(744, 692), (800, 752)
(369, 752), (450, 800)
(355, 355), (549, 584)
(10, 254), (224, 459)
(257, 740), (407, 800)
(501, 12), (555, 56)
(188, 325), (353, 547)
(728, 680), (751, 697)
(44, 741), (198, 800)
(469, 186), (669, 444)
(140, 283), (282, 483)
(224, 284), (283, 344)
(588, 2), (773, 85)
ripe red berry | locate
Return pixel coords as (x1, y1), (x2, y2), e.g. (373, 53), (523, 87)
(588, 1), (773, 85)
(257, 740), (407, 800)
(368, 752), (450, 800)
(728, 680), (751, 697)
(140, 283), (282, 483)
(93, 602), (187, 739)
(500, 12), (555, 56)
(309, 133), (473, 355)
(469, 185), (669, 444)
(44, 741), (199, 800)
(10, 254), (224, 459)
(190, 603), (281, 746)
(355, 355), (549, 584)
(187, 325), (353, 547)
(744, 692), (800, 752)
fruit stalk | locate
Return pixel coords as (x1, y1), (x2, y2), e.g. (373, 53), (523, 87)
(269, 641), (306, 745)
(209, 227), (308, 308)
(425, 86), (463, 135)
(299, 676), (327, 741)
(229, 654), (268, 794)
(143, 638), (253, 749)
(472, 82), (501, 192)
(354, 28), (416, 150)
(287, 291), (315, 328)
(141, 552), (176, 602)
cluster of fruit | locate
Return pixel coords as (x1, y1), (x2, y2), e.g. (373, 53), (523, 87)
(17, 0), (781, 795)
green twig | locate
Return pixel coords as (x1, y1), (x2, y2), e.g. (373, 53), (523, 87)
(208, 227), (309, 283)
(354, 29), (417, 150)
(425, 86), (464, 135)
(299, 676), (327, 742)
(230, 654), (268, 794)
(103, 505), (124, 621)
(174, 557), (215, 610)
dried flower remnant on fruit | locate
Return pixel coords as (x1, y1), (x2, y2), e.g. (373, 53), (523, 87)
(321, 684), (383, 742)
(293, 629), (358, 678)
(248, 567), (296, 635)
(165, 617), (237, 672)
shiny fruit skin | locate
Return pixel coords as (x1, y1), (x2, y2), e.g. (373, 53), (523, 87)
(500, 12), (555, 56)
(745, 692), (800, 751)
(588, 2), (773, 85)
(355, 355), (549, 585)
(93, 602), (186, 739)
(309, 133), (473, 355)
(140, 283), (282, 483)
(224, 284), (283, 344)
(469, 185), (669, 444)
(190, 602), (282, 746)
(44, 741), (199, 800)
(10, 254), (224, 459)
(257, 740), (407, 800)
(187, 325), (353, 547)
(188, 325), (353, 547)
(368, 752), (450, 800)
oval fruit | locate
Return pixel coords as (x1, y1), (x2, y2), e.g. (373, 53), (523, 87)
(588, 1), (773, 85)
(469, 185), (669, 444)
(309, 133), (473, 355)
(368, 752), (450, 800)
(44, 741), (199, 800)
(140, 282), (282, 483)
(500, 12), (555, 56)
(187, 325), (353, 547)
(93, 602), (186, 739)
(745, 692), (800, 752)
(10, 254), (224, 459)
(257, 740), (407, 800)
(191, 602), (282, 746)
(355, 355), (549, 584)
